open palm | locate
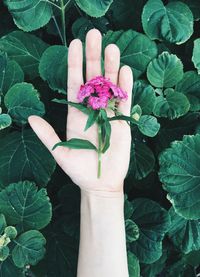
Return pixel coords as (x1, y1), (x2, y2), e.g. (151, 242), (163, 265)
(28, 29), (133, 192)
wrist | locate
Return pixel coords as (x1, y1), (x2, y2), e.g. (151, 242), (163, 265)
(80, 188), (124, 199)
(80, 188), (125, 217)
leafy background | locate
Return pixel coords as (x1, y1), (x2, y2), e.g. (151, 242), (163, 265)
(0, 0), (200, 276)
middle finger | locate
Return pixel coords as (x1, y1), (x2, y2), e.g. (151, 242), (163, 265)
(86, 29), (102, 81)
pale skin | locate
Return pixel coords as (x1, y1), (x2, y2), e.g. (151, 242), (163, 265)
(28, 29), (133, 277)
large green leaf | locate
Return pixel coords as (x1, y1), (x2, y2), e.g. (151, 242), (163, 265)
(33, 221), (79, 277)
(0, 52), (24, 96)
(127, 251), (140, 277)
(103, 30), (157, 79)
(0, 214), (6, 235)
(142, 0), (194, 44)
(132, 81), (156, 115)
(175, 71), (200, 111)
(0, 129), (56, 188)
(4, 0), (52, 32)
(138, 115), (160, 137)
(4, 82), (45, 124)
(130, 198), (170, 263)
(170, 0), (200, 21)
(147, 52), (184, 88)
(12, 230), (46, 268)
(75, 0), (113, 17)
(159, 134), (200, 220)
(129, 142), (155, 180)
(39, 45), (68, 94)
(0, 181), (52, 232)
(0, 114), (12, 130)
(107, 0), (146, 30)
(0, 31), (48, 78)
(2, 60), (24, 95)
(192, 38), (200, 74)
(141, 249), (168, 277)
(168, 207), (200, 254)
(184, 250), (200, 267)
(153, 89), (190, 120)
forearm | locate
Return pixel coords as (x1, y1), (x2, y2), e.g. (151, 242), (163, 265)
(77, 189), (129, 277)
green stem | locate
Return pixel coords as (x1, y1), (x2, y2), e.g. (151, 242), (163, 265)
(97, 124), (102, 178)
(52, 16), (64, 44)
(60, 0), (67, 46)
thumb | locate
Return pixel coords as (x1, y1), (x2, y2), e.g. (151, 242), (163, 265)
(28, 115), (68, 168)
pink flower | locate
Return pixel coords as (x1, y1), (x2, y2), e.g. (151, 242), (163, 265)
(88, 96), (108, 110)
(77, 76), (128, 110)
(77, 84), (94, 102)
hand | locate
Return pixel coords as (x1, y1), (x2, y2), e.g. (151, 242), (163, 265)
(28, 29), (133, 193)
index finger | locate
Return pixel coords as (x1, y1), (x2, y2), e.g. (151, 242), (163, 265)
(67, 39), (83, 103)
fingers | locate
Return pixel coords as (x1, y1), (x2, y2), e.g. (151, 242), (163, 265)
(104, 44), (120, 84)
(67, 39), (83, 102)
(86, 29), (102, 81)
(118, 66), (133, 116)
(28, 115), (68, 168)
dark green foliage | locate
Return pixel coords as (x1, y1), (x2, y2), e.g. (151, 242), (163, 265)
(0, 0), (200, 276)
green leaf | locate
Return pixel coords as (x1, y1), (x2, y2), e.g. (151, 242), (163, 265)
(52, 98), (68, 105)
(124, 195), (134, 220)
(184, 250), (200, 266)
(0, 181), (52, 232)
(0, 246), (9, 262)
(153, 89), (190, 120)
(0, 257), (24, 277)
(101, 120), (111, 153)
(12, 230), (46, 268)
(37, 221), (79, 277)
(66, 101), (90, 115)
(168, 207), (200, 254)
(141, 249), (168, 277)
(84, 110), (99, 131)
(72, 17), (109, 41)
(159, 134), (200, 220)
(2, 60), (24, 95)
(131, 105), (142, 122)
(39, 45), (68, 94)
(4, 82), (45, 124)
(103, 30), (157, 79)
(0, 129), (56, 188)
(4, 226), (17, 240)
(75, 0), (113, 17)
(0, 214), (6, 235)
(0, 31), (48, 78)
(192, 38), (200, 74)
(107, 0), (145, 30)
(52, 138), (97, 151)
(129, 142), (155, 180)
(125, 219), (140, 243)
(147, 52), (184, 88)
(132, 81), (156, 115)
(0, 52), (24, 96)
(0, 114), (12, 130)
(169, 0), (200, 21)
(142, 0), (194, 44)
(130, 198), (170, 263)
(175, 71), (200, 111)
(127, 251), (140, 277)
(4, 0), (52, 31)
(138, 115), (160, 137)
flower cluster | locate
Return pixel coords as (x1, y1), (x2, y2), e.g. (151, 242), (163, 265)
(77, 76), (128, 110)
